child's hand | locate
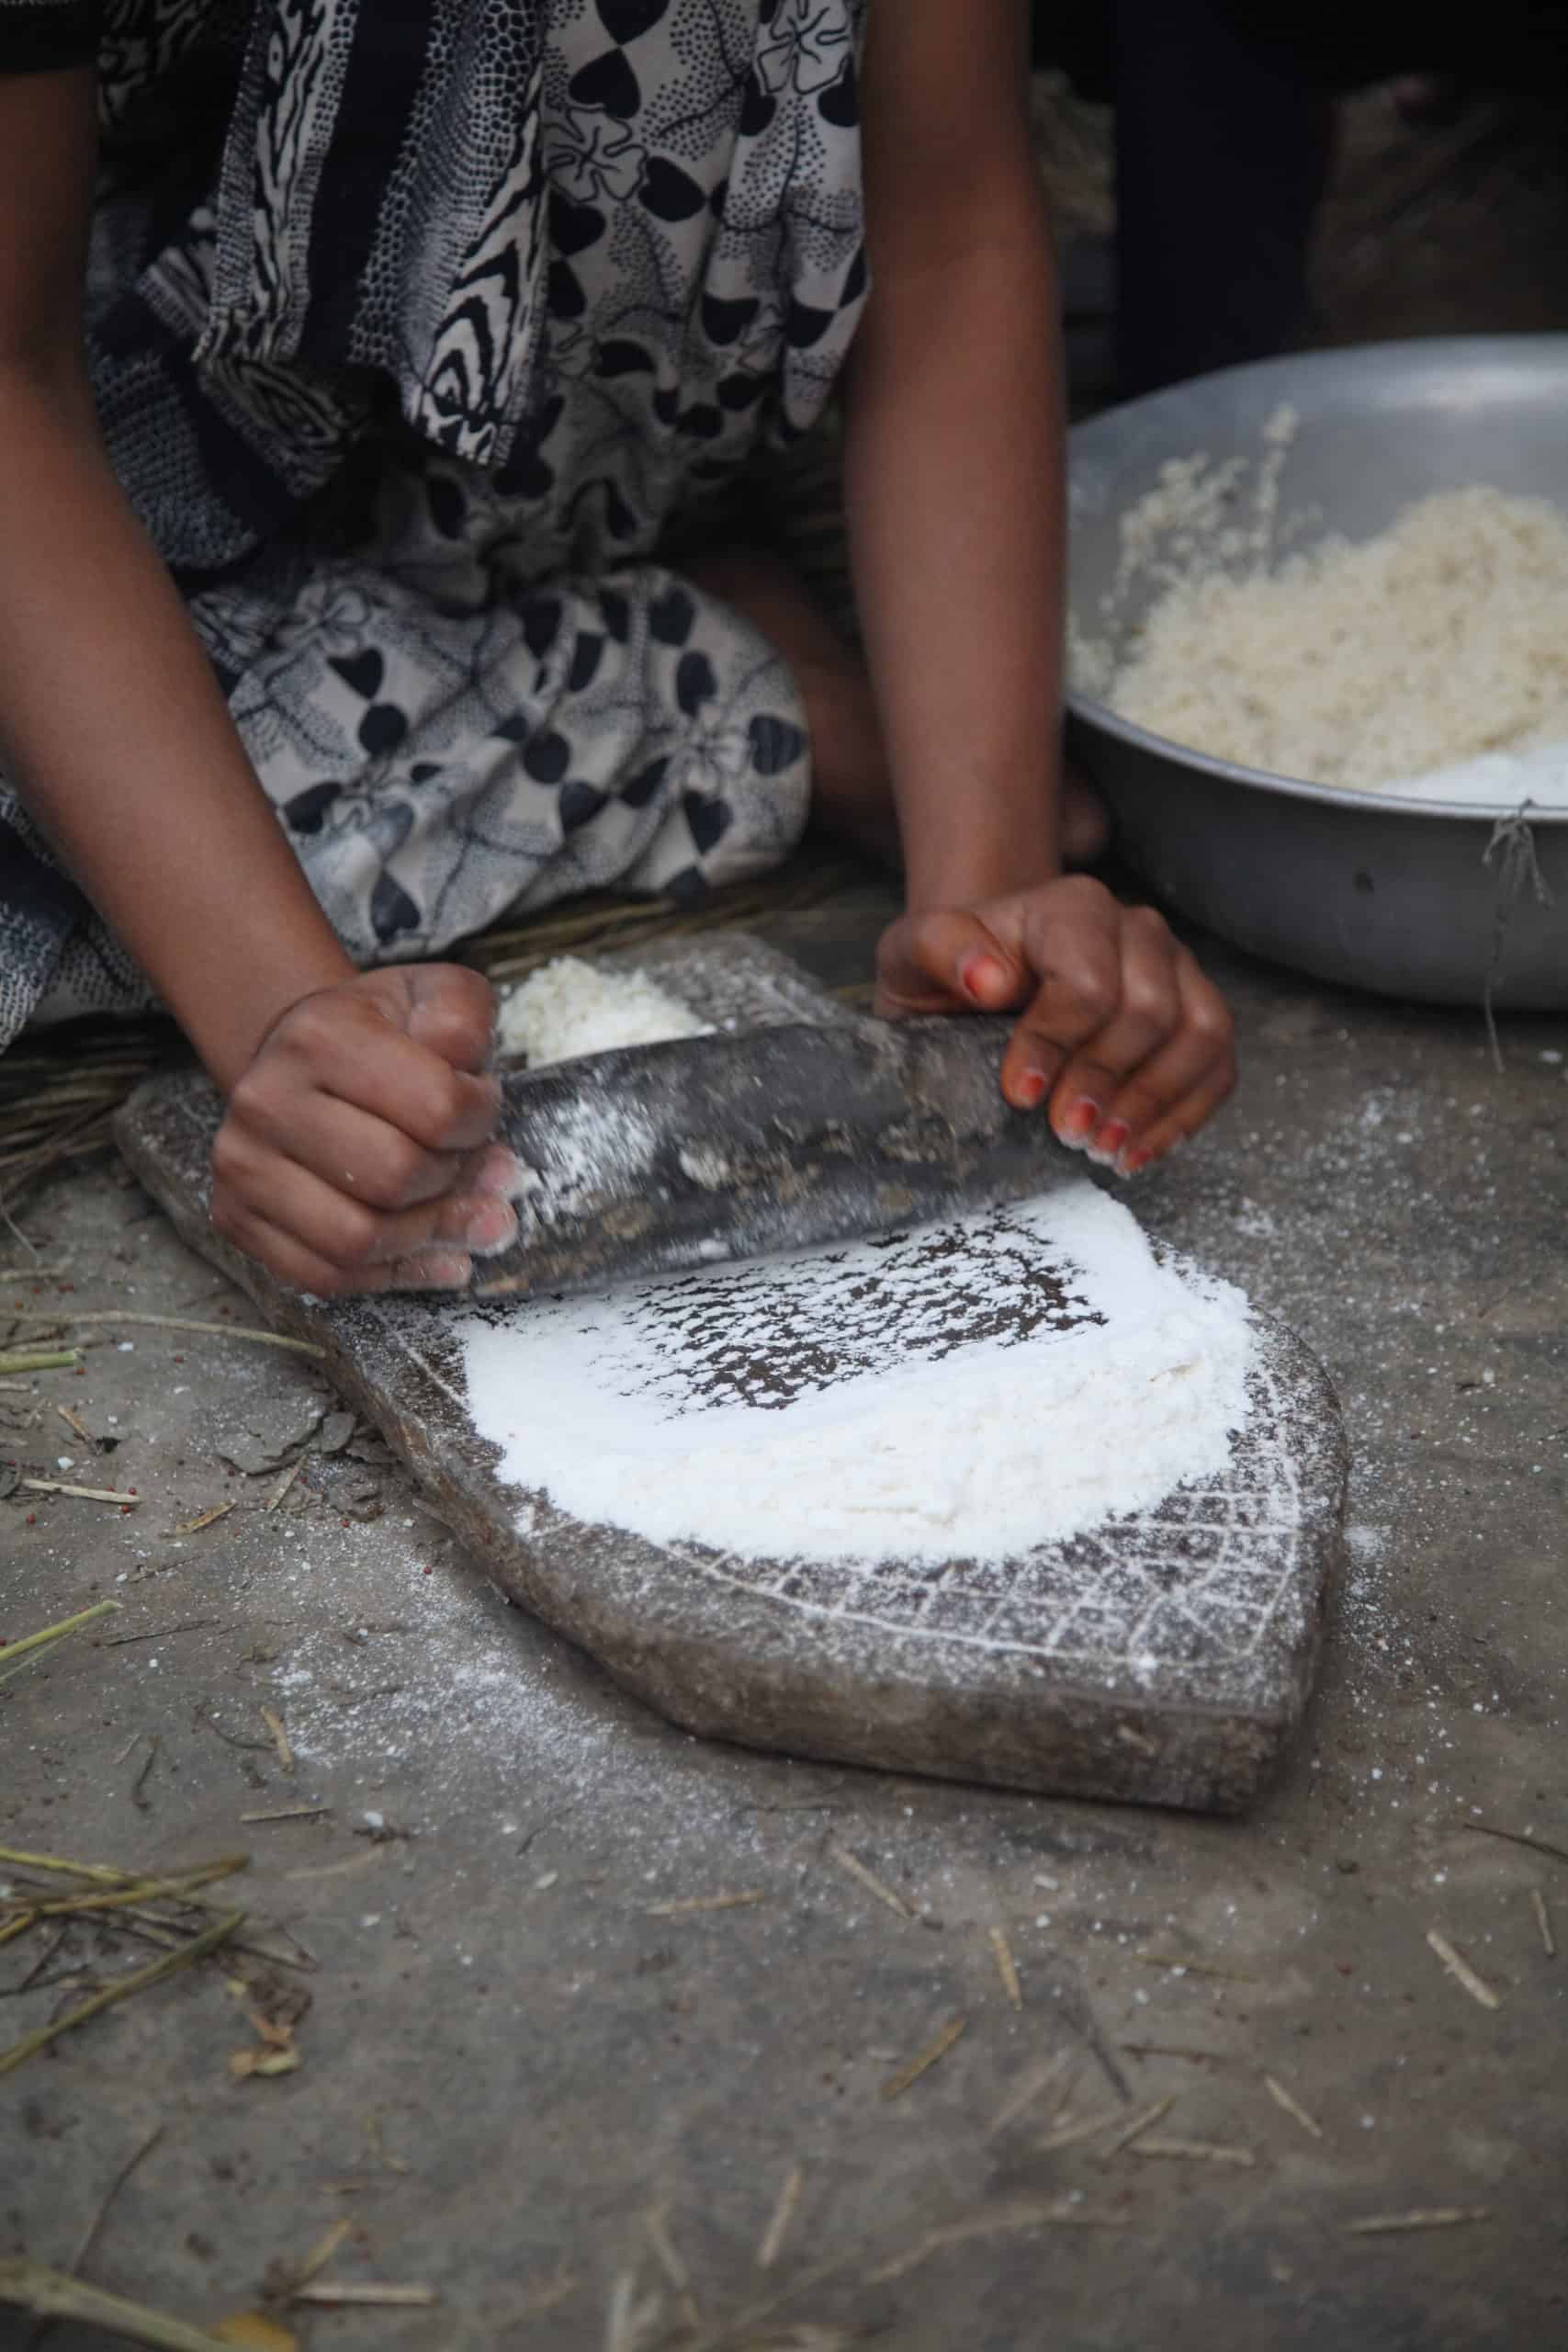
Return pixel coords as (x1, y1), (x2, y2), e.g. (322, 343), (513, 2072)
(875, 876), (1235, 1175)
(209, 967), (518, 1294)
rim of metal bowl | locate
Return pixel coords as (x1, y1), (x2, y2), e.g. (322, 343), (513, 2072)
(1066, 687), (1568, 828)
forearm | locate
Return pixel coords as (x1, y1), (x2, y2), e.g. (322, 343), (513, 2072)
(0, 361), (354, 1087)
(845, 171), (1066, 912)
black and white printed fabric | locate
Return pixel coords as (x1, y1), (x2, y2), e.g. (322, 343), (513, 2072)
(0, 0), (868, 1046)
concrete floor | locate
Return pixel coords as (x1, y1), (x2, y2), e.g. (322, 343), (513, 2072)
(3, 898), (1565, 2351)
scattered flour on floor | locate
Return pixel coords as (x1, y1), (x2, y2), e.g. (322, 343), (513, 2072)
(496, 956), (713, 1066)
(1088, 481), (1568, 799)
(461, 1181), (1256, 1566)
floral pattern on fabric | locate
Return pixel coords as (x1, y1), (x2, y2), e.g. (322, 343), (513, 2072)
(0, 0), (867, 1043)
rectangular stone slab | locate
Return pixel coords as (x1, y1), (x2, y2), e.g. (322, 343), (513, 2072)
(114, 934), (1348, 1815)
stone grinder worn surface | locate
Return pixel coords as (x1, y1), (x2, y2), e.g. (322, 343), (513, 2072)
(115, 935), (1348, 1814)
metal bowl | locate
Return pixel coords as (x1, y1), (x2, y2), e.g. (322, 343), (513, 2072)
(1067, 338), (1568, 1008)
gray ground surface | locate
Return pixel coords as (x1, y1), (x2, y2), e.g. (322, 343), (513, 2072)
(3, 898), (1565, 2351)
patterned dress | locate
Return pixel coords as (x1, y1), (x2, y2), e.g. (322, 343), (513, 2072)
(0, 0), (869, 1045)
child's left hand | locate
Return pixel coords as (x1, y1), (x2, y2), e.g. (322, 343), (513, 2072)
(875, 876), (1235, 1177)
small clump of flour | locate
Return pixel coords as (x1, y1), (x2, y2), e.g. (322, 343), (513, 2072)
(460, 1182), (1255, 1567)
(496, 956), (713, 1067)
(1092, 483), (1568, 797)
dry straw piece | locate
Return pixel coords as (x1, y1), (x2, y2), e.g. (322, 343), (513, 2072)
(17, 1476), (141, 1505)
(0, 1599), (119, 1687)
(988, 1925), (1024, 2008)
(880, 2015), (966, 2102)
(0, 1909), (243, 2079)
(1345, 2208), (1491, 2236)
(169, 1502), (234, 1536)
(864, 2198), (1127, 2286)
(755, 2165), (805, 2272)
(1426, 1928), (1501, 2010)
(828, 1843), (917, 1921)
(5, 1309), (325, 1359)
(1131, 2138), (1257, 2168)
(646, 1889), (766, 1918)
(289, 2284), (437, 2308)
(0, 2259), (238, 2351)
(1263, 2072), (1325, 2140)
(1098, 2096), (1177, 2161)
(1531, 1888), (1555, 1958)
(1460, 1819), (1568, 1869)
(260, 1707), (295, 1774)
(987, 2051), (1073, 2140)
(1038, 2107), (1128, 2154)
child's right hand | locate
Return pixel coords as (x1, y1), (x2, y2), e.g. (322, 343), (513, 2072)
(209, 967), (519, 1295)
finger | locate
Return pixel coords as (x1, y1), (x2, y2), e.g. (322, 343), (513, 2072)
(1117, 1061), (1237, 1176)
(1040, 910), (1183, 1150)
(997, 895), (1124, 1113)
(212, 1150), (517, 1279)
(221, 1086), (519, 1216)
(874, 910), (1029, 1019)
(214, 1203), (474, 1296)
(399, 964), (500, 1074)
(243, 999), (502, 1154)
(1094, 958), (1236, 1165)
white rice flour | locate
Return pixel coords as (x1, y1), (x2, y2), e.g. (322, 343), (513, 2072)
(496, 956), (712, 1066)
(460, 1181), (1255, 1567)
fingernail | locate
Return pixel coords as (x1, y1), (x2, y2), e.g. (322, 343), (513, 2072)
(1089, 1119), (1131, 1168)
(959, 953), (1009, 1002)
(1117, 1147), (1152, 1180)
(463, 1198), (520, 1256)
(1013, 1070), (1048, 1110)
(1060, 1099), (1101, 1144)
(473, 1145), (528, 1198)
(396, 1251), (473, 1291)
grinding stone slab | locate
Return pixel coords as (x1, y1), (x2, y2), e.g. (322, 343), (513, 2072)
(115, 934), (1348, 1814)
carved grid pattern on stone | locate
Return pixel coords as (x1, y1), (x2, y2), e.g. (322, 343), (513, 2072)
(358, 1288), (1303, 1683)
(660, 1351), (1303, 1671)
(175, 1043), (1305, 1689)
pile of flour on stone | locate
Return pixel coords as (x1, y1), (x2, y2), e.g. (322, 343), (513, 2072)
(496, 956), (713, 1067)
(460, 1182), (1255, 1566)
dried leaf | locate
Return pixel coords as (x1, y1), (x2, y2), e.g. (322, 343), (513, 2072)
(229, 2046), (301, 2081)
(214, 2314), (299, 2349)
(245, 2009), (296, 2052)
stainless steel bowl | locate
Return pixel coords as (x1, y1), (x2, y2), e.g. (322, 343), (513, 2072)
(1067, 337), (1568, 1007)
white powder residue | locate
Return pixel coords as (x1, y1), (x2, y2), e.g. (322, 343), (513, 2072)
(496, 956), (713, 1066)
(507, 1090), (661, 1233)
(461, 1182), (1256, 1567)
